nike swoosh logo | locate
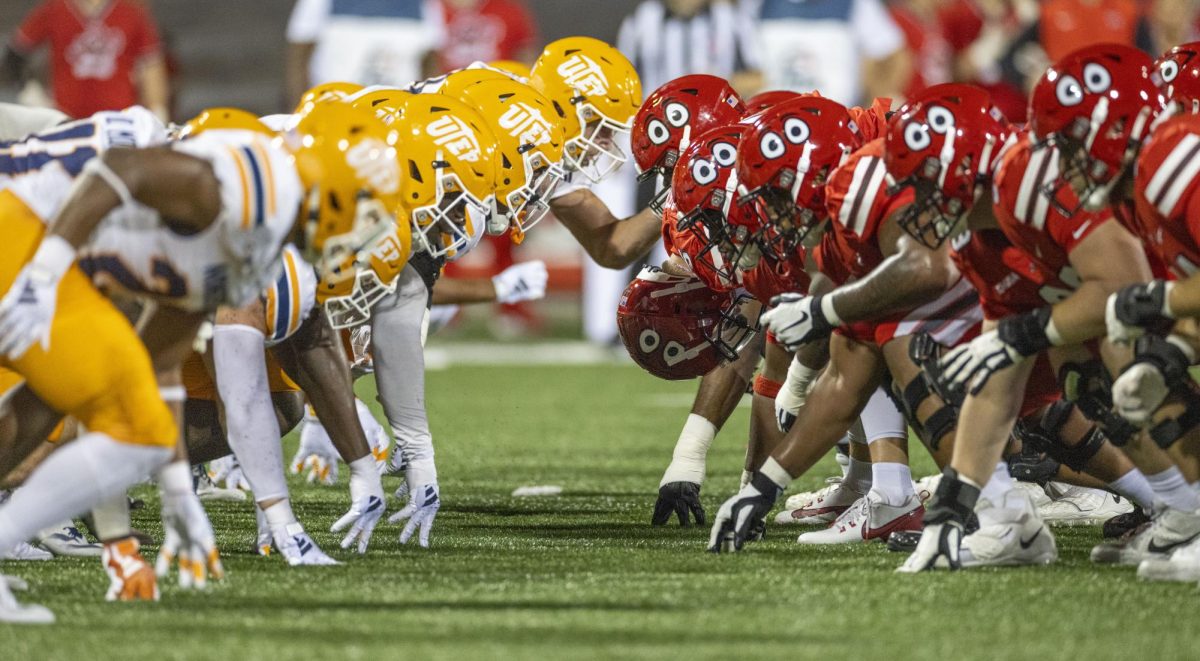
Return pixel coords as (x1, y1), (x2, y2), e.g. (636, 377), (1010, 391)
(1019, 526), (1043, 549)
(1072, 221), (1091, 241)
(1147, 531), (1200, 555)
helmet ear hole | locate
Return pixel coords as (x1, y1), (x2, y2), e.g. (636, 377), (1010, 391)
(328, 192), (341, 212)
(408, 160), (423, 183)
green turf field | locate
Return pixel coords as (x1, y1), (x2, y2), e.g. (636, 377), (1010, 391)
(2, 363), (1197, 660)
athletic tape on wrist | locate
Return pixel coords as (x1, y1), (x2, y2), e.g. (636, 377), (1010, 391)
(158, 385), (187, 402)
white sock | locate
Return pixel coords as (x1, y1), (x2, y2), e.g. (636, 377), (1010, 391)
(90, 494), (132, 542)
(660, 414), (716, 486)
(262, 499), (299, 534)
(844, 456), (873, 494)
(0, 433), (170, 554)
(869, 462), (915, 506)
(1146, 467), (1200, 512)
(1107, 469), (1154, 510)
(213, 325), (289, 502)
(977, 462), (1023, 527)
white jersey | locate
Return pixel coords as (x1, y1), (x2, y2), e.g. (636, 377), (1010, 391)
(261, 244), (317, 346)
(1, 106), (167, 218)
(78, 129), (302, 312)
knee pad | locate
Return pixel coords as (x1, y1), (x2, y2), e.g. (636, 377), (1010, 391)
(894, 373), (956, 452)
(753, 375), (781, 399)
(908, 331), (964, 407)
(1148, 383), (1200, 449)
(1058, 361), (1139, 446)
(1015, 400), (1104, 472)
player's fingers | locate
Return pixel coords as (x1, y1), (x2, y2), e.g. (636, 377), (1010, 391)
(156, 528), (180, 577)
(651, 498), (672, 526)
(207, 547), (225, 582)
(356, 517), (379, 554)
(340, 520), (363, 550)
(388, 504), (416, 524)
(417, 514), (434, 548)
(399, 516), (420, 544)
(674, 500), (690, 527)
(331, 509), (358, 533)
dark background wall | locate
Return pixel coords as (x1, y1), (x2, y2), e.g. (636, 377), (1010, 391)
(0, 0), (642, 117)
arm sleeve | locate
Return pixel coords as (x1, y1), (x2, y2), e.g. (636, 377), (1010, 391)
(11, 2), (52, 53)
(851, 0), (905, 60)
(286, 0), (331, 44)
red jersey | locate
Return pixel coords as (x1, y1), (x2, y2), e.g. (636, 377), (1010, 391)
(1132, 113), (1200, 279)
(740, 251), (810, 305)
(949, 228), (1060, 320)
(11, 0), (163, 119)
(436, 0), (537, 72)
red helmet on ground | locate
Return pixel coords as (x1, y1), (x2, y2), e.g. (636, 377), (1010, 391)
(617, 266), (757, 380)
(1156, 42), (1200, 112)
(671, 123), (749, 280)
(735, 96), (859, 264)
(631, 75), (745, 212)
(885, 83), (1010, 248)
(743, 90), (804, 116)
(1030, 43), (1162, 210)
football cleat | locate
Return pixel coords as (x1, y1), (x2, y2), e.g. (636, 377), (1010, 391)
(1091, 506), (1200, 566)
(275, 523), (340, 567)
(1102, 508), (1151, 539)
(784, 476), (842, 510)
(887, 512), (981, 553)
(1137, 535), (1200, 582)
(796, 492), (924, 545)
(102, 537), (159, 602)
(37, 521), (101, 557)
(955, 489), (1057, 568)
(2, 542), (52, 561)
(254, 507), (273, 557)
(194, 464), (248, 502)
(1038, 485), (1132, 526)
(0, 577), (53, 625)
(1013, 481), (1052, 509)
(774, 481), (862, 525)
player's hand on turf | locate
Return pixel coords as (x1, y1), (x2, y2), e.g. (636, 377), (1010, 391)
(492, 261), (549, 304)
(652, 481), (705, 527)
(896, 521), (964, 573)
(209, 456), (250, 492)
(707, 468), (786, 553)
(290, 426), (339, 486)
(762, 293), (835, 350)
(389, 483), (440, 548)
(331, 465), (386, 554)
(0, 259), (64, 359)
(156, 480), (224, 589)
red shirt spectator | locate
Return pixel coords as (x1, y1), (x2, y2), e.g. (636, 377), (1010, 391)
(10, 0), (164, 118)
(1039, 0), (1144, 61)
(435, 0), (538, 72)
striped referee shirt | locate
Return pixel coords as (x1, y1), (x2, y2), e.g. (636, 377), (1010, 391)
(617, 1), (761, 93)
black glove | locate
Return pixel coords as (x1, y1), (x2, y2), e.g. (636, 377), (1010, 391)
(652, 482), (706, 527)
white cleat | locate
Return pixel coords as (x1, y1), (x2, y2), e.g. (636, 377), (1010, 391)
(1039, 485), (1132, 526)
(1014, 481), (1052, 509)
(274, 523), (341, 566)
(195, 468), (248, 502)
(797, 492), (924, 545)
(1092, 506), (1200, 566)
(913, 474), (942, 503)
(775, 481), (863, 525)
(0, 577), (53, 624)
(1137, 535), (1200, 582)
(2, 542), (53, 561)
(784, 477), (842, 510)
(957, 491), (1057, 568)
(2, 575), (28, 592)
(37, 522), (101, 557)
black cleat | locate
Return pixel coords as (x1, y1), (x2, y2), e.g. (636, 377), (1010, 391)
(887, 529), (921, 552)
(1102, 508), (1151, 539)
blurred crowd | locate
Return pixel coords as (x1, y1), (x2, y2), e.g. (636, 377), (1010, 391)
(3, 0), (1199, 339)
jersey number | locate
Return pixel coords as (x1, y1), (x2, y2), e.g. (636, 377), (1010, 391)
(78, 254), (188, 300)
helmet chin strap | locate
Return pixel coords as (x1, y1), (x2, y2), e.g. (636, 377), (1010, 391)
(937, 129), (957, 189)
(721, 169), (739, 218)
(1085, 104), (1151, 211)
(789, 142), (815, 200)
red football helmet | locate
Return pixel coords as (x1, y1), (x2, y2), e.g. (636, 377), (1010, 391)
(631, 75), (745, 212)
(617, 266), (758, 380)
(671, 124), (749, 280)
(885, 83), (1010, 249)
(1156, 42), (1200, 113)
(743, 90), (804, 116)
(1030, 43), (1163, 211)
(735, 96), (859, 264)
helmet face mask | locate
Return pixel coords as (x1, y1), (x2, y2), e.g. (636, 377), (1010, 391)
(503, 147), (564, 235)
(564, 110), (632, 183)
(893, 177), (962, 250)
(320, 217), (410, 329)
(410, 170), (490, 259)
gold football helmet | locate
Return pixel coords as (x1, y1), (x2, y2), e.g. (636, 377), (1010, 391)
(294, 81), (365, 115)
(318, 220), (412, 329)
(178, 107), (272, 139)
(529, 37), (642, 183)
(440, 76), (566, 238)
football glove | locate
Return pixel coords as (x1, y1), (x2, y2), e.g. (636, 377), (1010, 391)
(0, 236), (75, 359)
(1112, 334), (1195, 425)
(761, 293), (839, 350)
(896, 468), (979, 573)
(652, 481), (705, 527)
(389, 483), (441, 548)
(938, 308), (1054, 395)
(493, 261), (549, 304)
(291, 418), (340, 486)
(207, 456), (250, 492)
(156, 463), (224, 589)
(1105, 280), (1175, 345)
(775, 357), (819, 432)
(102, 537), (158, 602)
(330, 457), (386, 554)
(707, 460), (789, 553)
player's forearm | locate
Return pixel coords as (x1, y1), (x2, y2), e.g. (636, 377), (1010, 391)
(1166, 273), (1200, 319)
(827, 249), (954, 323)
(1049, 279), (1124, 345)
(553, 193), (660, 268)
(137, 56), (171, 122)
(430, 277), (496, 305)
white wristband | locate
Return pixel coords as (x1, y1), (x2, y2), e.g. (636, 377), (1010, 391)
(785, 356), (819, 396)
(1167, 333), (1197, 363)
(30, 234), (77, 280)
(821, 295), (843, 327)
(758, 457), (794, 490)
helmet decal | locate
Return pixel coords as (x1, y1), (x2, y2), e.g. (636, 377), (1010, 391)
(497, 102), (555, 147)
(1161, 59), (1180, 82)
(1082, 62), (1113, 94)
(904, 122), (932, 150)
(926, 105), (955, 133)
(647, 118), (671, 145)
(346, 139), (400, 195)
(1055, 75), (1084, 107)
(557, 54), (609, 97)
(760, 131), (786, 159)
(426, 115), (483, 162)
(782, 117), (810, 144)
(712, 141), (737, 167)
(691, 157), (718, 185)
(665, 102), (690, 127)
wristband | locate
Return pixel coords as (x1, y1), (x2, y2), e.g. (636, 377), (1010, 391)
(1132, 334), (1196, 386)
(820, 294), (843, 327)
(30, 235), (76, 281)
(998, 306), (1057, 356)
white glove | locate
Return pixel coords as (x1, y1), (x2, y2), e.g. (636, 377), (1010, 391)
(350, 325), (373, 373)
(330, 457), (386, 553)
(0, 235), (75, 359)
(896, 520), (965, 573)
(291, 416), (340, 486)
(761, 293), (840, 351)
(389, 483), (441, 548)
(938, 331), (1024, 395)
(208, 456), (250, 492)
(492, 261), (548, 304)
(155, 462), (225, 589)
(1112, 362), (1170, 426)
(775, 357), (819, 432)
